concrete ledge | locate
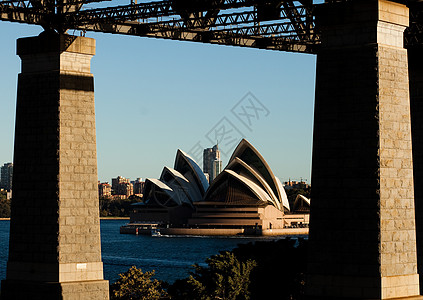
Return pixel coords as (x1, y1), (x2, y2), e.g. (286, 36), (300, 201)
(262, 228), (308, 236)
(389, 296), (423, 300)
(162, 228), (244, 236)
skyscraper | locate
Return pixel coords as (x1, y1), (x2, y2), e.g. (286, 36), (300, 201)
(203, 144), (222, 183)
(0, 163), (13, 191)
(212, 159), (223, 182)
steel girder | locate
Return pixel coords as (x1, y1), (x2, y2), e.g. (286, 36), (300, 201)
(0, 0), (318, 52)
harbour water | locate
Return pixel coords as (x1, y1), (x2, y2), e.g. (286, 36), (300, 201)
(0, 219), (289, 284)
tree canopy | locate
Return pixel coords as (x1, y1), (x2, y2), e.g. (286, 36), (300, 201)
(110, 266), (168, 300)
(170, 251), (256, 300)
(111, 238), (308, 300)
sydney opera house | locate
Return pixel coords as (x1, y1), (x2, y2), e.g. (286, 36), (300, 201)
(129, 148), (209, 226)
(125, 139), (309, 236)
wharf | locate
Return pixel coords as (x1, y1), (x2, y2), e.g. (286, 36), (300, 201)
(120, 223), (308, 236)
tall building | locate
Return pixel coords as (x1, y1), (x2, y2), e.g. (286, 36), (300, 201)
(112, 176), (129, 194)
(112, 176), (134, 198)
(203, 144), (222, 183)
(98, 182), (112, 199)
(0, 163), (13, 191)
(132, 178), (145, 195)
(212, 159), (222, 182)
(117, 182), (133, 198)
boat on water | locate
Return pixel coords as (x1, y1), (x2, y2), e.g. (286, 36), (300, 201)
(151, 228), (161, 237)
(120, 222), (160, 235)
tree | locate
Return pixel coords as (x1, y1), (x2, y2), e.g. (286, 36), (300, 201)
(110, 266), (168, 300)
(232, 238), (308, 300)
(99, 197), (141, 217)
(0, 199), (11, 218)
(0, 191), (11, 218)
(169, 251), (256, 300)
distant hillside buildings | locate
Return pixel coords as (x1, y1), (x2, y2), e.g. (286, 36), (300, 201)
(283, 180), (310, 190)
(98, 182), (112, 198)
(99, 176), (145, 199)
(112, 176), (133, 197)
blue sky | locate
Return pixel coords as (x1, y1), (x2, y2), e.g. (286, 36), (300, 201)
(0, 21), (316, 183)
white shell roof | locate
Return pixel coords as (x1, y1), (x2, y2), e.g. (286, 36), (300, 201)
(144, 178), (182, 206)
(226, 157), (281, 210)
(295, 194), (310, 206)
(292, 194), (311, 212)
(146, 178), (173, 192)
(276, 176), (290, 211)
(175, 149), (209, 195)
(160, 166), (203, 204)
(229, 139), (283, 209)
(161, 167), (190, 184)
(225, 169), (273, 204)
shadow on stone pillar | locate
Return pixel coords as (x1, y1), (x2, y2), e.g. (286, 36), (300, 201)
(307, 0), (421, 299)
(1, 33), (109, 299)
(409, 44), (423, 295)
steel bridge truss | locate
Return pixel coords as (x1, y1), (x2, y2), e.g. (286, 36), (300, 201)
(0, 0), (422, 53)
(0, 0), (319, 53)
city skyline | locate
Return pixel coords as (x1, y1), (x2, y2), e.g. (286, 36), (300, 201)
(0, 21), (316, 184)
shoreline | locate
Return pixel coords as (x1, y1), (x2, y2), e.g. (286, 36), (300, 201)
(121, 225), (309, 236)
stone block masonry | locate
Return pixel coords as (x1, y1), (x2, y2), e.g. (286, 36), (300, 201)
(1, 33), (109, 299)
(307, 0), (422, 299)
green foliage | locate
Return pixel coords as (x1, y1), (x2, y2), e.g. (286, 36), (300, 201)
(99, 197), (140, 217)
(115, 239), (308, 300)
(285, 187), (311, 209)
(110, 266), (168, 300)
(0, 192), (11, 218)
(169, 251), (256, 300)
(0, 199), (11, 218)
(170, 239), (308, 300)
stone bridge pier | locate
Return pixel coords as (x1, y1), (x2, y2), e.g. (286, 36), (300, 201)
(1, 34), (109, 299)
(307, 0), (423, 299)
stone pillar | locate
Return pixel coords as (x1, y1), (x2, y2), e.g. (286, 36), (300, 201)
(1, 33), (109, 299)
(307, 1), (421, 299)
